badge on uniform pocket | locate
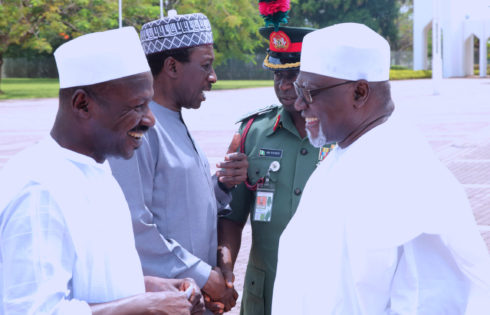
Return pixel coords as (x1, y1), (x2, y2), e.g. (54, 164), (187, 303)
(253, 161), (280, 222)
(254, 185), (274, 222)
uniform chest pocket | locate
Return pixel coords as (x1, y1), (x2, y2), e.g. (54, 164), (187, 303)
(247, 156), (281, 185)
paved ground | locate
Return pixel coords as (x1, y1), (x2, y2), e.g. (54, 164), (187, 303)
(1, 78), (489, 314)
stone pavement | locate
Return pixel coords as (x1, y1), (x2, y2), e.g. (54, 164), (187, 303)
(1, 78), (489, 314)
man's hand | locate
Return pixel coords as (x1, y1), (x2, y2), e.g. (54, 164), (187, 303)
(179, 278), (205, 315)
(144, 276), (205, 315)
(144, 291), (193, 315)
(144, 276), (181, 292)
(203, 289), (238, 314)
(216, 133), (248, 189)
(213, 264), (238, 313)
(91, 291), (194, 315)
(202, 267), (238, 314)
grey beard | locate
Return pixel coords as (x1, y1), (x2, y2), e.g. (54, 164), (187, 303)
(306, 122), (328, 148)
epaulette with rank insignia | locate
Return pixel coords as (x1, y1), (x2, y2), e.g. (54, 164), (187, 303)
(235, 104), (281, 124)
(237, 104), (281, 189)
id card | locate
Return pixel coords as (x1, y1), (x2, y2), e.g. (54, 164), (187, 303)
(254, 186), (274, 222)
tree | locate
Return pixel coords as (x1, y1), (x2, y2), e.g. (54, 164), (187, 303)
(288, 0), (402, 49)
(160, 0), (264, 65)
(0, 0), (264, 91)
(0, 1), (50, 93)
(0, 0), (117, 93)
(395, 0), (413, 52)
(111, 0), (265, 65)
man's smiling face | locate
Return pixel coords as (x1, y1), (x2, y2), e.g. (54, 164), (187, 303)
(88, 72), (155, 161)
(294, 71), (355, 147)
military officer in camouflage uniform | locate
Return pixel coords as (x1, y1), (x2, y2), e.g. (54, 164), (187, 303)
(217, 26), (334, 315)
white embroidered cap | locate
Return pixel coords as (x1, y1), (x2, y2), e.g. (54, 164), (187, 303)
(300, 23), (390, 82)
(140, 11), (213, 55)
(54, 27), (150, 88)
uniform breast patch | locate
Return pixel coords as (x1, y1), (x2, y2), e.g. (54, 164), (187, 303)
(259, 149), (283, 158)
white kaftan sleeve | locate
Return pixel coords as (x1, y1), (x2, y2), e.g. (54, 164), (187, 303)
(110, 134), (212, 288)
(0, 184), (91, 315)
(390, 234), (487, 314)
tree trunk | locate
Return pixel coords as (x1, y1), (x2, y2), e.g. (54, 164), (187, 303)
(0, 54), (4, 94)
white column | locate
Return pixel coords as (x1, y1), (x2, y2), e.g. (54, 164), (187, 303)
(464, 36), (475, 76)
(414, 0), (426, 70)
(432, 0), (443, 94)
(119, 0), (123, 28)
(413, 25), (427, 70)
(479, 36), (488, 77)
(414, 0), (433, 70)
(160, 0), (164, 19)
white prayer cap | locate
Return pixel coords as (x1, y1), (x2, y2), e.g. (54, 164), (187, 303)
(140, 11), (213, 55)
(54, 27), (150, 89)
(300, 23), (390, 82)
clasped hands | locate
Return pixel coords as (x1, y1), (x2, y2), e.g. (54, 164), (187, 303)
(144, 276), (205, 314)
(201, 266), (238, 314)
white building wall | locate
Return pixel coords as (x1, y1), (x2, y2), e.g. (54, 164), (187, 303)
(413, 0), (432, 70)
(413, 0), (490, 77)
(443, 1), (466, 77)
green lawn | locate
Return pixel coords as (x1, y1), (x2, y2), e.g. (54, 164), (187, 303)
(0, 78), (274, 100)
(474, 65), (490, 76)
(390, 69), (432, 80)
(0, 71), (433, 100)
(213, 80), (273, 90)
(0, 78), (60, 100)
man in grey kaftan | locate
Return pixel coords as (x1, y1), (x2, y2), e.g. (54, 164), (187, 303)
(109, 11), (247, 314)
(110, 101), (231, 287)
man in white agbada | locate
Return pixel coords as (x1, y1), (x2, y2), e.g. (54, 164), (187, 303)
(0, 27), (204, 314)
(272, 23), (490, 314)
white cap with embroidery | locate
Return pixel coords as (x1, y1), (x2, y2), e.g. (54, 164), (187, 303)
(300, 23), (390, 82)
(54, 27), (150, 88)
(139, 11), (213, 55)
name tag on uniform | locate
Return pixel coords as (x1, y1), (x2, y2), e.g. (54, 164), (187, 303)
(259, 148), (282, 158)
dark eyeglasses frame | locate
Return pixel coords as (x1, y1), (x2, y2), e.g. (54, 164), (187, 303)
(294, 80), (354, 104)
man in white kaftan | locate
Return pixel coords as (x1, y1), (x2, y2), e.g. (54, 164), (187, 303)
(0, 137), (145, 313)
(272, 23), (490, 314)
(0, 27), (203, 314)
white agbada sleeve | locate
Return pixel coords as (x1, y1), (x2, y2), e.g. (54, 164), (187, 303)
(1, 185), (91, 315)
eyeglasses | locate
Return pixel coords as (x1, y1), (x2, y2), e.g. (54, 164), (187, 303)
(294, 80), (353, 104)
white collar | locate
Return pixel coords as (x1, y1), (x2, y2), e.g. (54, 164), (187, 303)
(46, 136), (110, 172)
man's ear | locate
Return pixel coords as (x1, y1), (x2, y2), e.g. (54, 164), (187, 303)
(163, 56), (179, 79)
(71, 89), (92, 119)
(353, 80), (370, 109)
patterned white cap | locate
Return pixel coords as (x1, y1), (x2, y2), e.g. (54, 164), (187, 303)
(300, 23), (390, 82)
(140, 11), (213, 55)
(54, 27), (150, 89)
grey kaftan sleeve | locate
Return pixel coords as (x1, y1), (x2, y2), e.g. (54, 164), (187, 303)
(212, 175), (232, 211)
(109, 133), (212, 288)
